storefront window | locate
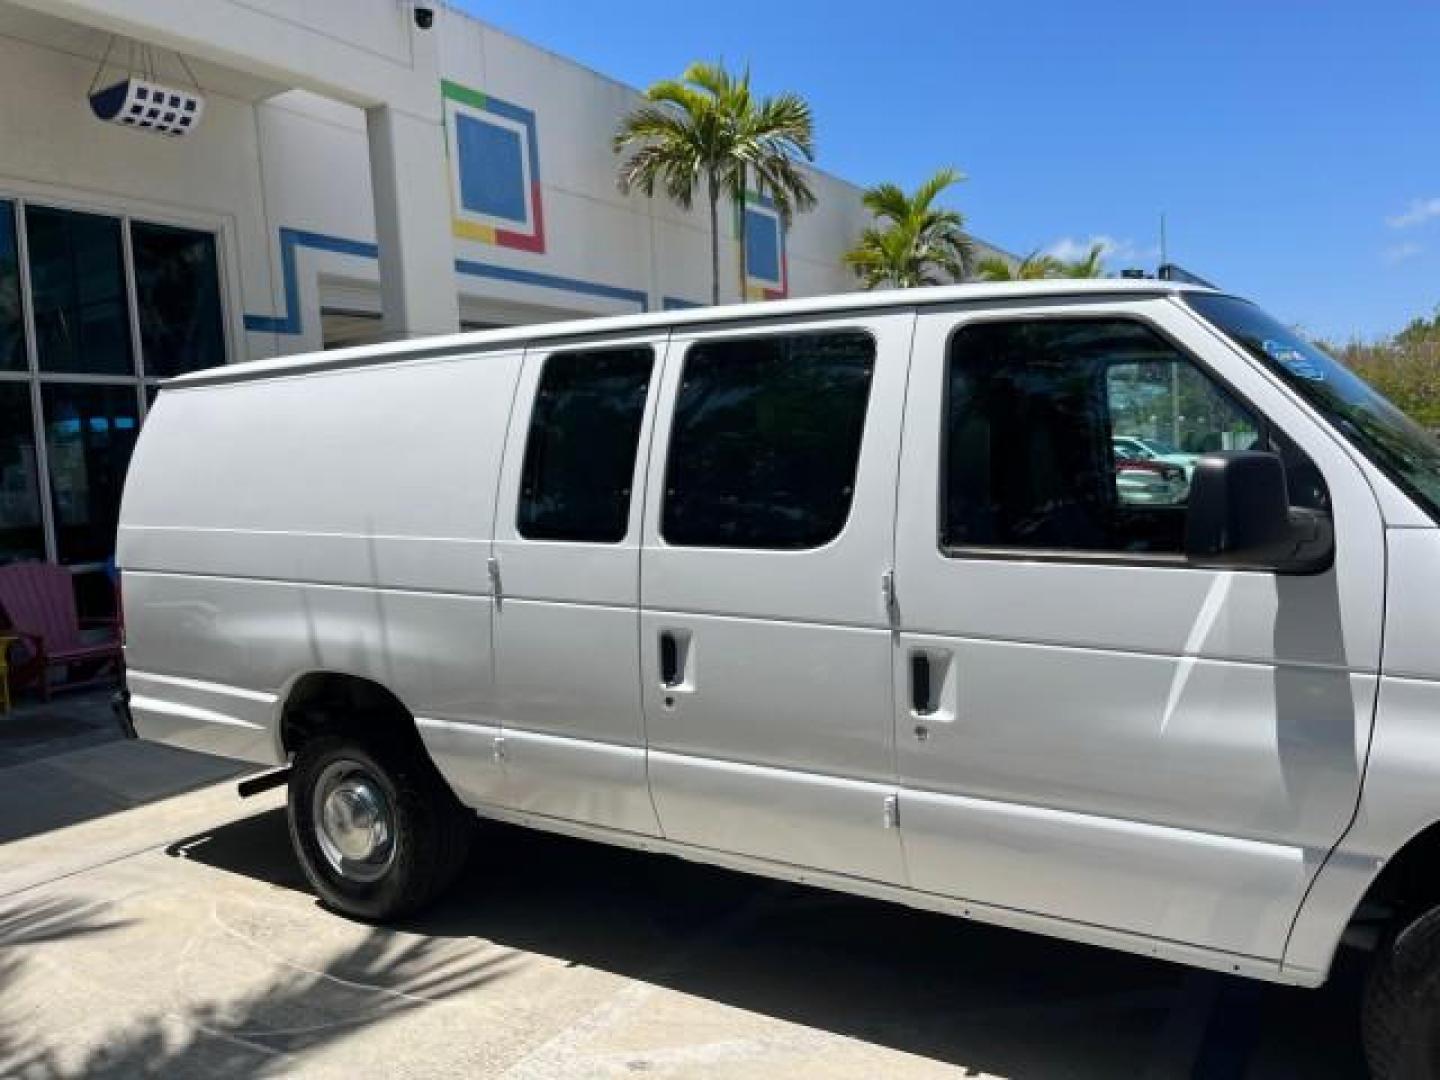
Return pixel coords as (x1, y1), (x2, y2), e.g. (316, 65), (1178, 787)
(132, 222), (225, 377)
(0, 199), (224, 567)
(0, 384), (45, 563)
(0, 202), (24, 372)
(26, 206), (134, 376)
(41, 383), (139, 564)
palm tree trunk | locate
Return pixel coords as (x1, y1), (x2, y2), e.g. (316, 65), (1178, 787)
(737, 171), (748, 301)
(707, 174), (721, 306)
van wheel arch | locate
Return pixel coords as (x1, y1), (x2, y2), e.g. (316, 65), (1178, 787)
(1356, 825), (1440, 1080)
(278, 671), (432, 767)
(1357, 821), (1440, 931)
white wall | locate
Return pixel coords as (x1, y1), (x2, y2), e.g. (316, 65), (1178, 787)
(240, 7), (881, 350)
(0, 30), (271, 362)
(0, 0), (1006, 362)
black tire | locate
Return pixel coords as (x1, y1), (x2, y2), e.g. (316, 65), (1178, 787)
(1365, 904), (1440, 1078)
(286, 733), (472, 921)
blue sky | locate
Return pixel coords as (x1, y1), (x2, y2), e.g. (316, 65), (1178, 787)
(457, 1), (1440, 341)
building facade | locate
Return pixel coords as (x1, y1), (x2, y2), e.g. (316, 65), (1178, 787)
(0, 0), (1004, 607)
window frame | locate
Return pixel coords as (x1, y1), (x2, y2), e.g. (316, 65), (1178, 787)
(659, 325), (880, 552)
(514, 342), (656, 545)
(935, 311), (1311, 570)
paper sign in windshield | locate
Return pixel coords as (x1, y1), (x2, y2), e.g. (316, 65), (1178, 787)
(1261, 339), (1327, 381)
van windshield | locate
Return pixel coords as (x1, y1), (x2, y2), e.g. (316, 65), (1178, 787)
(1187, 292), (1440, 524)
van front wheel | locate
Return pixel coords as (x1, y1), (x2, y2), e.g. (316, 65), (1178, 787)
(1365, 904), (1440, 1079)
(287, 734), (471, 921)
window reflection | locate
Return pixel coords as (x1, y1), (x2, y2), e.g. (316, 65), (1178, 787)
(0, 202), (24, 372)
(26, 206), (134, 376)
(41, 383), (139, 563)
(0, 384), (44, 563)
(132, 222), (225, 376)
(0, 204), (226, 566)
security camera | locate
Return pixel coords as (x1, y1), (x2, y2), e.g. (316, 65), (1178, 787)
(413, 4), (434, 30)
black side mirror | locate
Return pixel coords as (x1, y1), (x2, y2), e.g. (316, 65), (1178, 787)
(1185, 451), (1333, 573)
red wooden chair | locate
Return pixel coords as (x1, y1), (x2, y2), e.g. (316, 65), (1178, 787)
(0, 562), (122, 700)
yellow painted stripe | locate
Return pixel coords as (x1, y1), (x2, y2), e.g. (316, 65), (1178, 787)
(453, 219), (497, 244)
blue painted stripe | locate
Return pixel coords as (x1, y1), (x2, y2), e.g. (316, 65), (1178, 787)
(662, 296), (703, 311)
(243, 227), (648, 335)
(454, 258), (648, 308)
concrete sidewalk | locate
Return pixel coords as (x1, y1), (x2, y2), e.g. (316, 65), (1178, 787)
(0, 689), (129, 768)
(0, 743), (1374, 1078)
(0, 690), (248, 845)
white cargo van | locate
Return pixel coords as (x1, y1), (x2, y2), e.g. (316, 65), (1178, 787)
(118, 280), (1440, 1075)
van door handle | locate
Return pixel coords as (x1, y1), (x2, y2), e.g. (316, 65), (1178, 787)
(911, 652), (933, 716)
(659, 631), (680, 687)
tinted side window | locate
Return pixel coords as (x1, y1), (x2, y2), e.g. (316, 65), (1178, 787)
(517, 346), (653, 543)
(943, 319), (1282, 556)
(663, 330), (875, 549)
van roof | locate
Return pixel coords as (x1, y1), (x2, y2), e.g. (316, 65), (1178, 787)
(175, 278), (1214, 389)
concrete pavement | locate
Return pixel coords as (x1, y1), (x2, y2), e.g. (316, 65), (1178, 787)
(0, 690), (246, 845)
(0, 736), (1371, 1077)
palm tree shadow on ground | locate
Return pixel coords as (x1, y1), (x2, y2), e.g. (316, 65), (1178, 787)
(164, 807), (1371, 1078)
(0, 890), (519, 1079)
(0, 897), (135, 1072)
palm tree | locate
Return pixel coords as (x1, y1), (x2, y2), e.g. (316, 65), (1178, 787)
(842, 168), (974, 289)
(975, 241), (1108, 281)
(974, 249), (1065, 281)
(614, 62), (816, 305)
(1058, 241), (1107, 278)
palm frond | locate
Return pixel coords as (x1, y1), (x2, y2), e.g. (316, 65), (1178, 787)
(845, 167), (973, 289)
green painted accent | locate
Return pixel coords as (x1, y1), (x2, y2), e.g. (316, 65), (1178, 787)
(731, 189), (770, 231)
(441, 79), (488, 111)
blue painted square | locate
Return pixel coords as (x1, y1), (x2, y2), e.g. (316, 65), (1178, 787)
(456, 113), (528, 224)
(745, 208), (781, 283)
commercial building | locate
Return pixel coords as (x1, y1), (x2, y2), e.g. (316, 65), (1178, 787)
(0, 0), (1005, 607)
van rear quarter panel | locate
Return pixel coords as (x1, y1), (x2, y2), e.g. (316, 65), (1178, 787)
(118, 350), (523, 762)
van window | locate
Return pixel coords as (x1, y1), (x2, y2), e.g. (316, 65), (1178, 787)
(663, 330), (875, 549)
(517, 346), (653, 543)
(1188, 292), (1440, 525)
(942, 318), (1296, 556)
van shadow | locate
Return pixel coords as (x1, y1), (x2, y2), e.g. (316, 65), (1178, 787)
(168, 808), (1370, 1077)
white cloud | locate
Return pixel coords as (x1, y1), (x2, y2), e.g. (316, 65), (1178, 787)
(1382, 241), (1423, 264)
(1043, 234), (1159, 266)
(1385, 197), (1440, 229)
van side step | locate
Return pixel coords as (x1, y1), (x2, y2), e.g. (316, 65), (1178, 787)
(238, 766), (292, 798)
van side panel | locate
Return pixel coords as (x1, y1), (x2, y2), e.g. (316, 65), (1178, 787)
(118, 351), (523, 770)
(1285, 526), (1440, 980)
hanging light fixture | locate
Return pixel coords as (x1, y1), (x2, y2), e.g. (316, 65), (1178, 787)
(88, 37), (206, 138)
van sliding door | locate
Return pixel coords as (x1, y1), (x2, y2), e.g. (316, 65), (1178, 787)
(638, 312), (914, 885)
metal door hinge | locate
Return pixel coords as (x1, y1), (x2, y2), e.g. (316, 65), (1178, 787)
(883, 793), (900, 829)
(487, 556), (503, 605)
(493, 736), (507, 763)
(881, 568), (899, 628)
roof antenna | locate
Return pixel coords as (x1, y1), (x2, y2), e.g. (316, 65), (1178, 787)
(1159, 212), (1168, 269)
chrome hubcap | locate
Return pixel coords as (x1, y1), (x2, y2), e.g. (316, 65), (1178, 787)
(312, 760), (395, 883)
